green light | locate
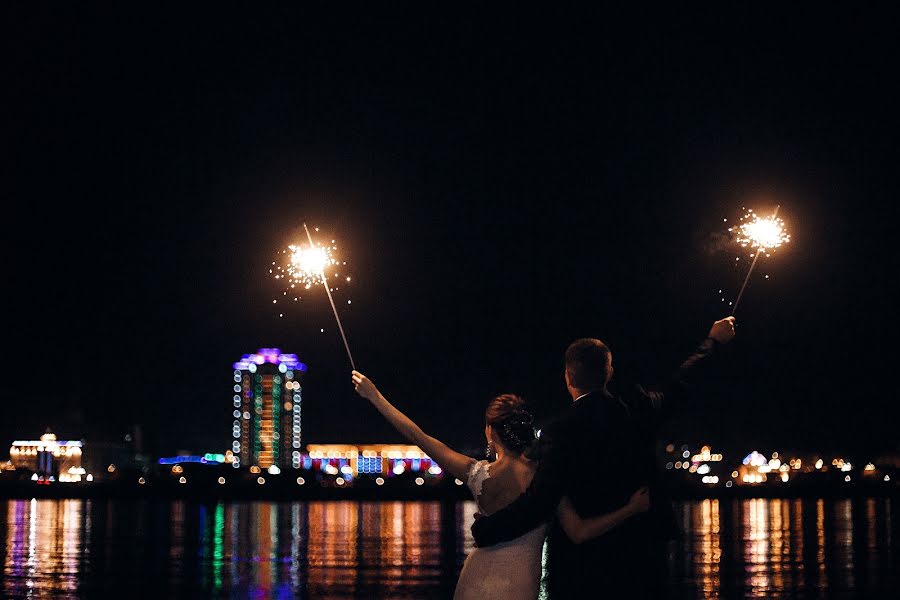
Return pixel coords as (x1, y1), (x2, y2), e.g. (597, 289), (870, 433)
(212, 503), (224, 590)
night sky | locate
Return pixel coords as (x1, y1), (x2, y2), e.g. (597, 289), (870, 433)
(4, 9), (898, 460)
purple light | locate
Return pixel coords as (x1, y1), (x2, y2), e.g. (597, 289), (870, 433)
(259, 348), (280, 362)
(233, 348), (308, 372)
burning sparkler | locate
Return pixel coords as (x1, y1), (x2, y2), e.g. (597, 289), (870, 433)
(271, 226), (356, 369)
(733, 208), (790, 257)
(728, 206), (790, 315)
(271, 236), (343, 292)
(287, 243), (340, 289)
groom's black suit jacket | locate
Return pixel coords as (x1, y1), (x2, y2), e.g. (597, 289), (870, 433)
(471, 337), (721, 593)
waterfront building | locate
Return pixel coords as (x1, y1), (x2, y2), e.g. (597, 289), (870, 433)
(303, 444), (441, 479)
(9, 431), (85, 482)
(232, 349), (307, 470)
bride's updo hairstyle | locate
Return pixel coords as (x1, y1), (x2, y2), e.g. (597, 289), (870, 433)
(485, 394), (537, 455)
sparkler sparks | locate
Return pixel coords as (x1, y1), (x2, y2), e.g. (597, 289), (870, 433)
(281, 243), (341, 289)
(726, 206), (790, 315)
(271, 238), (348, 308)
(268, 224), (357, 369)
(731, 209), (790, 258)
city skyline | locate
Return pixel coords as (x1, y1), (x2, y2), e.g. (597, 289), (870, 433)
(3, 429), (894, 497)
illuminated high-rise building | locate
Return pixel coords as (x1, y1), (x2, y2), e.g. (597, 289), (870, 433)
(231, 349), (307, 470)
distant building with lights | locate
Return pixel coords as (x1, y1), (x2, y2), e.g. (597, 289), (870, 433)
(9, 432), (85, 482)
(303, 444), (442, 480)
(663, 443), (728, 486)
(737, 450), (804, 485)
(232, 349), (307, 470)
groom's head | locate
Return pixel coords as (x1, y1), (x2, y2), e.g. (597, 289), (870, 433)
(564, 338), (613, 398)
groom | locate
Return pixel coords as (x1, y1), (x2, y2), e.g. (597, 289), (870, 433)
(471, 316), (736, 598)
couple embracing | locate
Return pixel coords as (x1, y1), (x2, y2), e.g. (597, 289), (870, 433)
(351, 316), (736, 599)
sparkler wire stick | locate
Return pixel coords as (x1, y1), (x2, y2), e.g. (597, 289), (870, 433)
(303, 223), (356, 370)
(730, 205), (780, 316)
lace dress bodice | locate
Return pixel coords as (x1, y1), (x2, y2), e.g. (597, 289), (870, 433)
(466, 459), (493, 511)
(453, 460), (547, 600)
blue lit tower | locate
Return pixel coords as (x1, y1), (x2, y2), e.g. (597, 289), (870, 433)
(232, 349), (307, 470)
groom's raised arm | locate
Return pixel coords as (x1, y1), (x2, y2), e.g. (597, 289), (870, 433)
(471, 417), (571, 547)
(636, 317), (736, 421)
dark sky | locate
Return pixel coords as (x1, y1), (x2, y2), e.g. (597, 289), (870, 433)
(3, 8), (898, 459)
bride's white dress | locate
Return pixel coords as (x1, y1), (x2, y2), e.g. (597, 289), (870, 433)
(453, 460), (548, 600)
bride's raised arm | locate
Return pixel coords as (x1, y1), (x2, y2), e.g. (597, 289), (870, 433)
(556, 487), (650, 544)
(351, 370), (476, 481)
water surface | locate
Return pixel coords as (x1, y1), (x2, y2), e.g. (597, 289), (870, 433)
(1, 497), (896, 598)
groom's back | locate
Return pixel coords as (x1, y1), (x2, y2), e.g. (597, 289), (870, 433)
(546, 391), (663, 597)
(564, 392), (654, 517)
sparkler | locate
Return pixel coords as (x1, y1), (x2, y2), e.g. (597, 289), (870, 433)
(270, 226), (356, 369)
(287, 243), (339, 289)
(299, 223), (356, 369)
(270, 240), (342, 294)
(729, 206), (790, 315)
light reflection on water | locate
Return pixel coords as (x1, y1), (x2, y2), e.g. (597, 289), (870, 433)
(1, 498), (896, 598)
(670, 497), (898, 599)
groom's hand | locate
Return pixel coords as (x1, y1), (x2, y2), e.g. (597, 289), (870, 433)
(708, 316), (736, 344)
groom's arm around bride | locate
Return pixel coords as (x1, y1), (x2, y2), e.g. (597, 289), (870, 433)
(471, 317), (737, 549)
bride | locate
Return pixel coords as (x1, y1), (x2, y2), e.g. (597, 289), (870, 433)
(351, 370), (649, 599)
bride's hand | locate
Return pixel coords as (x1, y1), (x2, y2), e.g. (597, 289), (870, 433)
(627, 487), (651, 514)
(352, 370), (380, 401)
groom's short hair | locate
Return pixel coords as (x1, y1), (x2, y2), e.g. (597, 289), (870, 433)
(565, 338), (611, 390)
